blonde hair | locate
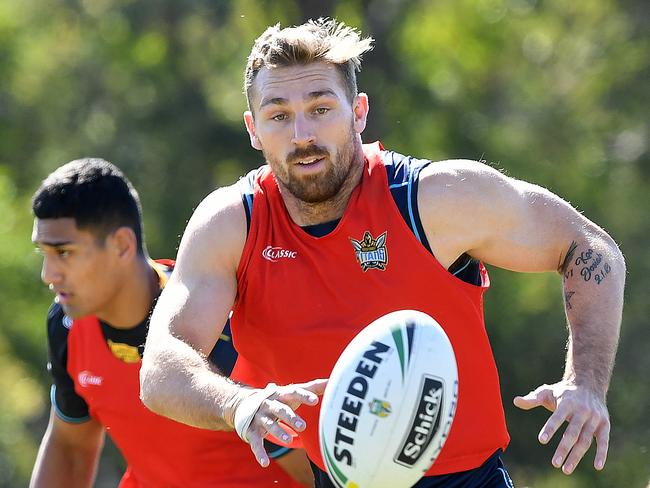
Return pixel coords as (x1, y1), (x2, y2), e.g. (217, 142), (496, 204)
(244, 18), (374, 108)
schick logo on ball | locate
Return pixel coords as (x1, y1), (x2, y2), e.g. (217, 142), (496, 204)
(395, 376), (444, 466)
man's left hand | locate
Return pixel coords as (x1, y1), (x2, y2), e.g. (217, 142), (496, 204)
(514, 380), (610, 474)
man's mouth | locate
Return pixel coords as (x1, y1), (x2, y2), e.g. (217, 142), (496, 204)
(54, 291), (72, 304)
(296, 156), (324, 166)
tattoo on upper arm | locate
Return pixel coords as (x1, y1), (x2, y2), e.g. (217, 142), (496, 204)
(562, 241), (612, 286)
(574, 249), (611, 284)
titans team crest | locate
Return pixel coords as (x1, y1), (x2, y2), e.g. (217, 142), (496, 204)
(350, 231), (388, 272)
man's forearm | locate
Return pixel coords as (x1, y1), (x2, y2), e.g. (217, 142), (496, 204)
(140, 334), (247, 430)
(560, 234), (625, 397)
(30, 434), (100, 488)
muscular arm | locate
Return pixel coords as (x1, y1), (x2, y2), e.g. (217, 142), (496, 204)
(30, 410), (104, 488)
(140, 185), (324, 466)
(140, 186), (245, 431)
(418, 160), (625, 473)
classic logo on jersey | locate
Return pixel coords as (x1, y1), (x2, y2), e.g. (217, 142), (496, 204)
(107, 340), (141, 363)
(78, 370), (103, 387)
(350, 231), (388, 272)
(395, 376), (444, 466)
(262, 245), (298, 262)
(368, 399), (392, 418)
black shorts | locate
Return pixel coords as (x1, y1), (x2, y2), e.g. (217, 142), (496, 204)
(310, 450), (514, 488)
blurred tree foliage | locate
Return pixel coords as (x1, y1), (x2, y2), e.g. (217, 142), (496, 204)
(0, 0), (647, 486)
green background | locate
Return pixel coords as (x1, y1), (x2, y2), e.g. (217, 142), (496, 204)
(0, 0), (648, 486)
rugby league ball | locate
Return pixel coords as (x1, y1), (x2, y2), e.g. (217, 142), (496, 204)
(319, 310), (458, 488)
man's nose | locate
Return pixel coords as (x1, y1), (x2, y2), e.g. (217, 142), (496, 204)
(41, 256), (62, 287)
(291, 114), (316, 146)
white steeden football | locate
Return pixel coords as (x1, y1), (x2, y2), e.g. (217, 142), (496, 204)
(319, 310), (458, 488)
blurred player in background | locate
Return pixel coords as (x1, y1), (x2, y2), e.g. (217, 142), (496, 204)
(30, 158), (313, 487)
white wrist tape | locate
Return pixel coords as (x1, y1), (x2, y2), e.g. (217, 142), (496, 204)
(234, 383), (279, 443)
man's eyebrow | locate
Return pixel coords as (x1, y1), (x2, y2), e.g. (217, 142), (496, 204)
(259, 97), (288, 110)
(259, 90), (339, 110)
(33, 240), (73, 248)
(305, 89), (338, 101)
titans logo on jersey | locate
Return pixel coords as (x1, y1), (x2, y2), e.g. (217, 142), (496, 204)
(350, 231), (388, 272)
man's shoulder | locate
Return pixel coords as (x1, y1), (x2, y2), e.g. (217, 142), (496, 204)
(193, 183), (247, 227)
(176, 182), (248, 273)
(417, 159), (508, 204)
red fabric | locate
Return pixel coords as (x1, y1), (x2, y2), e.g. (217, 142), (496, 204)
(68, 297), (301, 485)
(230, 141), (510, 476)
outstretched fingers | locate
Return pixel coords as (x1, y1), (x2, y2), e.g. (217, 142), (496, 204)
(263, 399), (306, 435)
(237, 379), (328, 467)
(549, 409), (589, 473)
(515, 381), (612, 474)
(558, 416), (599, 474)
(538, 401), (569, 444)
(248, 430), (271, 467)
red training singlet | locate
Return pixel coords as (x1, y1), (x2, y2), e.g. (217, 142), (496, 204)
(67, 264), (301, 487)
(230, 142), (510, 476)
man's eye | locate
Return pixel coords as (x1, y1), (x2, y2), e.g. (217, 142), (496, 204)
(272, 113), (287, 121)
(57, 249), (71, 258)
(315, 107), (330, 115)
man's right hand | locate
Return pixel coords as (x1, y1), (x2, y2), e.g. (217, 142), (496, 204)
(227, 379), (328, 467)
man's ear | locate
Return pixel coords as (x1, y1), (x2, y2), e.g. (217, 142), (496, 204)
(244, 111), (263, 150)
(353, 93), (369, 134)
(109, 227), (137, 261)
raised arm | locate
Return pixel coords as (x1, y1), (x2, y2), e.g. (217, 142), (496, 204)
(140, 184), (325, 466)
(418, 160), (625, 474)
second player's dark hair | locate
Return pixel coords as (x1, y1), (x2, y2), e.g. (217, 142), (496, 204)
(32, 158), (145, 255)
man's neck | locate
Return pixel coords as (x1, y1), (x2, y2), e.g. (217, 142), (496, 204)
(280, 149), (366, 227)
(96, 257), (159, 330)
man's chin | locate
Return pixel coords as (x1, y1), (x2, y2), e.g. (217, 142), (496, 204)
(60, 304), (84, 318)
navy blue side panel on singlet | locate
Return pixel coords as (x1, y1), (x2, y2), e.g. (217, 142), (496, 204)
(382, 150), (482, 286)
(238, 154), (482, 286)
(207, 319), (238, 376)
(47, 303), (91, 422)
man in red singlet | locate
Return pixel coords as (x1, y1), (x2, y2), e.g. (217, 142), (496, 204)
(30, 159), (313, 487)
(140, 19), (625, 487)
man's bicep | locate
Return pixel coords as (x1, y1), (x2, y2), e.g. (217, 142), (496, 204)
(149, 186), (245, 355)
(420, 161), (586, 273)
(152, 272), (235, 355)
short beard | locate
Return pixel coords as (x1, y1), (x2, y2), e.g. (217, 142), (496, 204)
(266, 127), (360, 204)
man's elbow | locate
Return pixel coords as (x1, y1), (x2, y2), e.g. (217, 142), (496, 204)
(139, 356), (165, 414)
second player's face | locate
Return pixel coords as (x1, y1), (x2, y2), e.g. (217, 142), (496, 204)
(245, 62), (368, 204)
(32, 217), (121, 319)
